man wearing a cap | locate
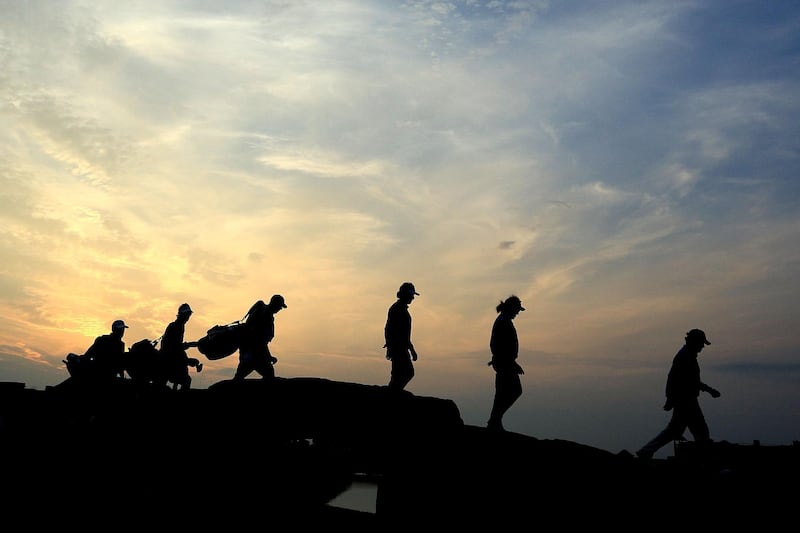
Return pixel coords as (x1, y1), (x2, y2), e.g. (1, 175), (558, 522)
(384, 282), (420, 391)
(487, 295), (526, 431)
(636, 328), (721, 459)
(159, 303), (202, 391)
(234, 294), (287, 381)
(82, 319), (129, 382)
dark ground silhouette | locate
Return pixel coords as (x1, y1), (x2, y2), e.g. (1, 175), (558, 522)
(0, 377), (797, 528)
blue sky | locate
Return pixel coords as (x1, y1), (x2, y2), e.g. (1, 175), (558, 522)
(1, 1), (799, 457)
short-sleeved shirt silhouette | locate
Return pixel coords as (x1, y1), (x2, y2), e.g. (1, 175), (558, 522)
(234, 299), (280, 380)
(84, 334), (125, 381)
(161, 318), (189, 383)
(666, 346), (703, 402)
(385, 300), (413, 354)
(243, 300), (273, 348)
(490, 313), (521, 374)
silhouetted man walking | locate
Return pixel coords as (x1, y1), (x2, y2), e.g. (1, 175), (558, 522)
(487, 295), (525, 431)
(160, 303), (201, 391)
(385, 282), (419, 391)
(636, 328), (721, 459)
(234, 294), (286, 381)
(72, 319), (129, 384)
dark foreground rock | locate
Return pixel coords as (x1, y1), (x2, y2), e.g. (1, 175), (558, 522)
(1, 378), (797, 528)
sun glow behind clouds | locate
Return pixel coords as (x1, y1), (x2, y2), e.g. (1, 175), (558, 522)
(1, 0), (799, 454)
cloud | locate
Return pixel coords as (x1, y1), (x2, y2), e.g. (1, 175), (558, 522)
(714, 361), (800, 382)
(1, 0), (799, 452)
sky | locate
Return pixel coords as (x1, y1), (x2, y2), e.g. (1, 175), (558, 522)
(1, 0), (799, 458)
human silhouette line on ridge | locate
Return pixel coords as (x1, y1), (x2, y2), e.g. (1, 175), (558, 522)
(158, 302), (202, 391)
(486, 295), (525, 432)
(64, 319), (129, 386)
(233, 294), (287, 381)
(636, 328), (721, 459)
(384, 282), (420, 391)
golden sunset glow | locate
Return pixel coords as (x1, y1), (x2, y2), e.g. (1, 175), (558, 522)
(2, 1), (799, 456)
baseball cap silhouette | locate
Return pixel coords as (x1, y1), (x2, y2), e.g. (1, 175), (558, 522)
(270, 294), (287, 308)
(686, 328), (711, 345)
(506, 295), (525, 311)
(112, 320), (129, 331)
(398, 282), (419, 296)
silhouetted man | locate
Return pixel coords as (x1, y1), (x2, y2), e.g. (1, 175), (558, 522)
(636, 328), (721, 459)
(385, 282), (420, 391)
(79, 319), (129, 383)
(234, 294), (286, 380)
(159, 303), (201, 391)
(487, 295), (525, 431)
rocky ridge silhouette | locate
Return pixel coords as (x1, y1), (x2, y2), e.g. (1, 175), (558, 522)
(1, 377), (796, 528)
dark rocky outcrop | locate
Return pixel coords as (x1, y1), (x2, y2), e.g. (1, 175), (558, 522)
(1, 378), (797, 528)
